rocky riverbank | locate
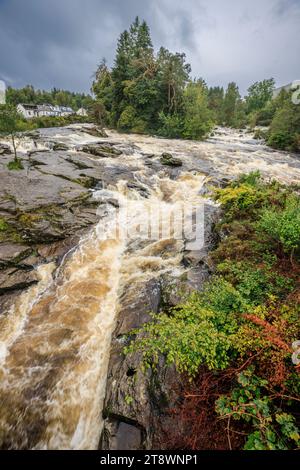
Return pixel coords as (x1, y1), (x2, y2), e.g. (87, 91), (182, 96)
(0, 124), (299, 450)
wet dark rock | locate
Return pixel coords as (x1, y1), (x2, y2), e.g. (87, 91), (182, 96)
(78, 125), (108, 138)
(0, 243), (31, 263)
(160, 152), (183, 167)
(116, 279), (161, 337)
(101, 279), (162, 449)
(0, 289), (24, 315)
(101, 276), (187, 450)
(28, 149), (49, 157)
(142, 153), (155, 159)
(0, 244), (33, 270)
(0, 144), (12, 155)
(0, 267), (38, 294)
(52, 143), (69, 151)
(65, 157), (92, 170)
(103, 422), (143, 450)
(23, 130), (40, 139)
(81, 144), (122, 158)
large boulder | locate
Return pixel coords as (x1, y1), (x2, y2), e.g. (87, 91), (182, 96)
(81, 144), (122, 158)
(160, 152), (183, 167)
(80, 125), (108, 138)
(0, 144), (12, 155)
(52, 143), (69, 151)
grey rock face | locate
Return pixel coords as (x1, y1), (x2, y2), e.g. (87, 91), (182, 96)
(101, 278), (182, 450)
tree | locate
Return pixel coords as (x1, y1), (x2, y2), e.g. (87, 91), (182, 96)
(92, 17), (229, 139)
(157, 47), (191, 115)
(222, 82), (241, 127)
(208, 86), (224, 123)
(183, 80), (214, 139)
(6, 85), (93, 111)
(111, 29), (134, 122)
(132, 19), (153, 60)
(0, 104), (25, 169)
(92, 59), (114, 123)
(268, 95), (300, 151)
(246, 78), (275, 114)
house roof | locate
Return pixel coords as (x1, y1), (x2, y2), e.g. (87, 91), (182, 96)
(19, 103), (38, 110)
(272, 83), (293, 98)
(18, 103), (74, 113)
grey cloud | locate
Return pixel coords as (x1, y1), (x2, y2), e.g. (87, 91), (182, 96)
(0, 0), (299, 95)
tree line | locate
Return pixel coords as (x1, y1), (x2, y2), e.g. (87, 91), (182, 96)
(1, 17), (299, 153)
(92, 17), (300, 151)
(6, 85), (94, 111)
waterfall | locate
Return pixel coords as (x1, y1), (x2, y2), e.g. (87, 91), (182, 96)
(0, 165), (206, 449)
(1, 125), (299, 449)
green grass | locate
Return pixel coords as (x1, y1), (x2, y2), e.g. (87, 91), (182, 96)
(7, 159), (24, 171)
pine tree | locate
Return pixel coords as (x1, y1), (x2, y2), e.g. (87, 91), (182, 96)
(111, 29), (133, 122)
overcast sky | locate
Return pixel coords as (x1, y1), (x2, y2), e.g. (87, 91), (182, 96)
(0, 0), (299, 96)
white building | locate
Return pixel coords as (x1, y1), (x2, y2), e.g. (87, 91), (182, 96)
(17, 103), (39, 118)
(76, 107), (88, 116)
(55, 106), (74, 116)
(17, 103), (74, 119)
(272, 83), (293, 99)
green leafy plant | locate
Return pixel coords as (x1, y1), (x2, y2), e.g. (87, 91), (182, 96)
(216, 368), (300, 450)
(7, 159), (24, 171)
(125, 279), (242, 376)
(0, 217), (9, 231)
(216, 260), (294, 305)
(256, 195), (300, 255)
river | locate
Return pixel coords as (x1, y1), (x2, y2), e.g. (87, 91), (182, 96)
(0, 126), (299, 449)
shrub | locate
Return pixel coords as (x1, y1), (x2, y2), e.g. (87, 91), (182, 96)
(125, 282), (240, 376)
(157, 112), (184, 138)
(7, 159), (24, 171)
(216, 367), (300, 450)
(126, 173), (300, 450)
(256, 195), (300, 254)
(233, 171), (262, 187)
(0, 217), (8, 231)
(117, 106), (137, 131)
(131, 118), (148, 134)
(213, 183), (260, 216)
(216, 261), (294, 305)
(268, 131), (293, 150)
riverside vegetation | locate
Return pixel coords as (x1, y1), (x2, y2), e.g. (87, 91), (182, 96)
(92, 17), (300, 152)
(126, 172), (300, 450)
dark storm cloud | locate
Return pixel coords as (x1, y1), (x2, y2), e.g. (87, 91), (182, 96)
(0, 0), (299, 95)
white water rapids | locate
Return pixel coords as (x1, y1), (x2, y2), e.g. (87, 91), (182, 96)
(0, 126), (299, 449)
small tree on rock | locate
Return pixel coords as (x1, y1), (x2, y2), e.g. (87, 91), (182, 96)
(0, 104), (25, 169)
